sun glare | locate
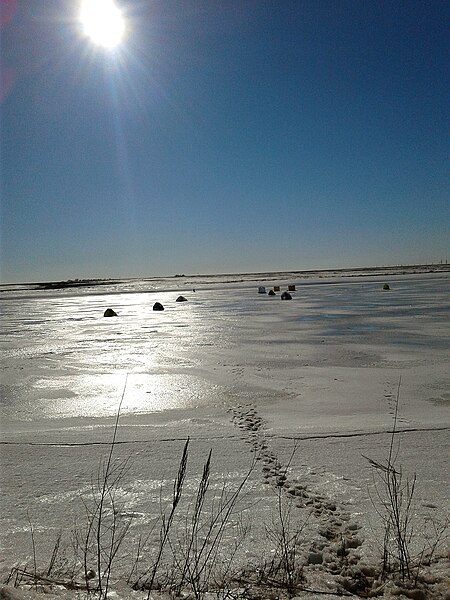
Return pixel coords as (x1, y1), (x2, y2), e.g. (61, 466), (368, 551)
(80, 0), (125, 49)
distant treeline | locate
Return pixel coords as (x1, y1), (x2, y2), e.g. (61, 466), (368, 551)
(35, 279), (122, 290)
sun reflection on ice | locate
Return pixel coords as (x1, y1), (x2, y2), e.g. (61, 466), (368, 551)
(31, 372), (216, 420)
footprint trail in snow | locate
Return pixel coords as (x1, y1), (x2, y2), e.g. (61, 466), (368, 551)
(229, 403), (375, 596)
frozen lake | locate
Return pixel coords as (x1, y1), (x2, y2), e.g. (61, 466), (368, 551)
(1, 271), (449, 593)
(1, 271), (449, 429)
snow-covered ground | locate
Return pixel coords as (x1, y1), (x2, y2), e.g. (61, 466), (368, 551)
(1, 270), (449, 598)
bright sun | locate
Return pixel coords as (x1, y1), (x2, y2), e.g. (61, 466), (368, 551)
(80, 0), (125, 49)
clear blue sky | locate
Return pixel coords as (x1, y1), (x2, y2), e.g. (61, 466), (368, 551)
(1, 0), (448, 283)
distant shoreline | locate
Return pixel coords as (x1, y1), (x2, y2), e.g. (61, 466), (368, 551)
(0, 262), (449, 289)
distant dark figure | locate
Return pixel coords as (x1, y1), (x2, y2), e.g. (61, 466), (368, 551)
(274, 286), (280, 291)
(176, 295), (187, 302)
(193, 289), (196, 292)
(104, 308), (118, 317)
(153, 302), (164, 311)
(281, 291), (292, 300)
(383, 283), (390, 290)
(288, 284), (296, 291)
(268, 289), (276, 296)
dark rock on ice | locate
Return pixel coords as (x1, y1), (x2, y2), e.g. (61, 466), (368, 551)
(258, 286), (266, 294)
(176, 296), (187, 302)
(104, 308), (118, 317)
(383, 283), (390, 290)
(281, 291), (292, 300)
(153, 302), (164, 311)
(268, 289), (276, 296)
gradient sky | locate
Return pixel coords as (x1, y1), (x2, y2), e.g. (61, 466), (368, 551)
(1, 0), (448, 283)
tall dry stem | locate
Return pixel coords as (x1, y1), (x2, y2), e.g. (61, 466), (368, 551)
(365, 377), (416, 582)
(77, 374), (131, 599)
(26, 510), (37, 588)
(141, 437), (189, 597)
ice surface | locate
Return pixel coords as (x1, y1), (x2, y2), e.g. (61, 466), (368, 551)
(0, 271), (449, 596)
